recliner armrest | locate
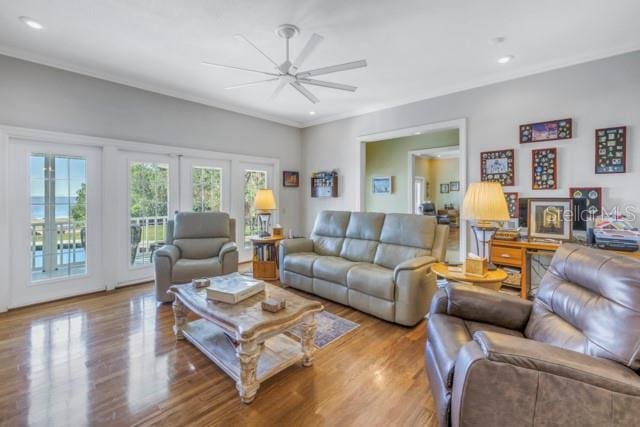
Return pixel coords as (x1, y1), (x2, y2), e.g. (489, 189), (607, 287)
(393, 256), (436, 283)
(473, 331), (640, 396)
(280, 238), (314, 256)
(219, 241), (238, 262)
(431, 282), (533, 331)
(154, 244), (180, 265)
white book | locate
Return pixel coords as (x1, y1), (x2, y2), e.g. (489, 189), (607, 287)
(205, 273), (265, 304)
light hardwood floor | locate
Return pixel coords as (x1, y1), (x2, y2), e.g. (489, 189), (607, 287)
(0, 280), (437, 426)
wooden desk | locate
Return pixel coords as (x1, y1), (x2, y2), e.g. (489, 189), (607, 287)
(490, 239), (640, 299)
(431, 262), (508, 291)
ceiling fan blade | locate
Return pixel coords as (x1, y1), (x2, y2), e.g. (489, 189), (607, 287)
(297, 59), (367, 78)
(269, 79), (288, 100)
(225, 78), (278, 90)
(201, 62), (280, 77)
(298, 78), (357, 92)
(290, 81), (319, 104)
(234, 34), (280, 69)
(290, 33), (324, 73)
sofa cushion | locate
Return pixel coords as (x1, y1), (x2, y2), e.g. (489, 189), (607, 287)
(310, 211), (350, 256)
(345, 212), (385, 240)
(172, 257), (222, 283)
(313, 256), (360, 285)
(283, 252), (319, 277)
(428, 313), (523, 389)
(173, 212), (230, 239)
(379, 213), (436, 249)
(174, 237), (228, 259)
(311, 236), (345, 257)
(347, 264), (395, 301)
(340, 238), (379, 263)
(374, 243), (430, 270)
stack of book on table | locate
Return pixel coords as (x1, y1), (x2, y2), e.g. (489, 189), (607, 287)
(206, 272), (265, 304)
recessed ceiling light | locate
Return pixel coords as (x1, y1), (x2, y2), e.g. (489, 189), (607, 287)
(19, 16), (44, 30)
(414, 131), (422, 135)
(498, 55), (514, 64)
(309, 111), (316, 115)
(489, 36), (506, 45)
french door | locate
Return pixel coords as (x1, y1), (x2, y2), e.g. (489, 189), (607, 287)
(8, 141), (103, 307)
(179, 157), (231, 213)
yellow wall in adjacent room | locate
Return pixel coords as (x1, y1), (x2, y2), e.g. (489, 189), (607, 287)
(365, 129), (459, 213)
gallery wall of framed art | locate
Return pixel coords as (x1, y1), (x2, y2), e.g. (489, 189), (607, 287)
(480, 149), (515, 186)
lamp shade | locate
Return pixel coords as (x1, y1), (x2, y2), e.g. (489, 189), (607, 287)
(254, 189), (277, 211)
(461, 182), (510, 222)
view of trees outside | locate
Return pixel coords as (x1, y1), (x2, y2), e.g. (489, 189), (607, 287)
(244, 170), (267, 246)
(192, 167), (222, 212)
(129, 162), (169, 265)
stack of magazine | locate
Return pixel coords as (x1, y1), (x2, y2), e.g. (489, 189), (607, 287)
(206, 273), (265, 304)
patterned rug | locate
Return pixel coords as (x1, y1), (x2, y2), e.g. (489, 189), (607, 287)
(288, 310), (360, 349)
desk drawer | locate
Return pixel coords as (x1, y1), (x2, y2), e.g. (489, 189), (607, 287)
(492, 246), (522, 266)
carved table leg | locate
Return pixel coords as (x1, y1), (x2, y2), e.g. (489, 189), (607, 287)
(236, 339), (262, 403)
(301, 314), (317, 367)
(172, 297), (188, 340)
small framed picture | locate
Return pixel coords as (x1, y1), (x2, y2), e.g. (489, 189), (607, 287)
(449, 181), (460, 192)
(504, 192), (519, 219)
(372, 176), (392, 194)
(480, 149), (515, 186)
(595, 126), (626, 174)
(528, 198), (573, 242)
(282, 171), (299, 187)
(570, 187), (602, 231)
(532, 148), (557, 190)
(440, 183), (450, 193)
(520, 118), (572, 143)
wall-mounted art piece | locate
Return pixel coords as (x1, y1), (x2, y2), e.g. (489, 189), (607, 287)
(480, 149), (515, 186)
(520, 118), (572, 143)
(532, 148), (557, 190)
(504, 192), (519, 219)
(372, 176), (392, 194)
(570, 187), (602, 230)
(449, 181), (460, 191)
(440, 183), (450, 193)
(283, 171), (300, 187)
(528, 198), (573, 242)
(595, 126), (626, 174)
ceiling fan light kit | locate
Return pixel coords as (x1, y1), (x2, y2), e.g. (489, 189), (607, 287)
(203, 23), (367, 104)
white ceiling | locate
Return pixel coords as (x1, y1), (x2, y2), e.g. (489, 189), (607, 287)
(1, 0), (639, 128)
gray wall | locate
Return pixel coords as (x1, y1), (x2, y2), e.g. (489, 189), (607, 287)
(302, 51), (640, 233)
(0, 54), (303, 232)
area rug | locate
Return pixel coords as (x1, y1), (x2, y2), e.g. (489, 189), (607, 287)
(287, 310), (359, 349)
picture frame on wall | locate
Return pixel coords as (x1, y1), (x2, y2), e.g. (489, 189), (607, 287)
(449, 181), (460, 191)
(282, 171), (300, 187)
(520, 118), (572, 143)
(570, 187), (602, 231)
(595, 126), (626, 174)
(532, 148), (558, 190)
(440, 183), (450, 193)
(528, 198), (573, 242)
(504, 192), (519, 219)
(372, 176), (392, 194)
(480, 149), (515, 186)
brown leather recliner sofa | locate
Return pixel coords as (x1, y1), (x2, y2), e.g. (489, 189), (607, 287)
(425, 243), (640, 426)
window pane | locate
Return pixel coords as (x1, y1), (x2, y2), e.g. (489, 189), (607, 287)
(54, 157), (69, 179)
(243, 170), (267, 247)
(191, 166), (221, 213)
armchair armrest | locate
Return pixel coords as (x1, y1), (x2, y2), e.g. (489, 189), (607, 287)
(279, 238), (314, 256)
(154, 244), (180, 265)
(473, 331), (640, 396)
(393, 255), (436, 283)
(431, 282), (533, 331)
(219, 241), (238, 262)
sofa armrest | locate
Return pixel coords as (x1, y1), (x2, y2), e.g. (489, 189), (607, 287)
(393, 256), (438, 326)
(393, 255), (436, 283)
(279, 238), (314, 256)
(474, 331), (640, 395)
(219, 241), (238, 263)
(431, 224), (450, 262)
(154, 244), (180, 265)
(432, 282), (533, 331)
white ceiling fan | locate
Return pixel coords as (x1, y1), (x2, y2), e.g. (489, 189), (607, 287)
(202, 24), (367, 104)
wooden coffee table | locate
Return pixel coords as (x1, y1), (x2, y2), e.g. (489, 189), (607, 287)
(168, 282), (323, 404)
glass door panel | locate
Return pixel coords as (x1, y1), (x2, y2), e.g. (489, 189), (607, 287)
(243, 169), (267, 248)
(192, 166), (222, 212)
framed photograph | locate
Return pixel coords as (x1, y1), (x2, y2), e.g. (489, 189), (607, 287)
(449, 181), (460, 192)
(532, 148), (557, 190)
(595, 126), (626, 174)
(282, 171), (299, 187)
(480, 149), (515, 186)
(440, 183), (450, 194)
(504, 192), (519, 219)
(372, 176), (392, 194)
(570, 187), (602, 230)
(520, 118), (572, 143)
(528, 198), (573, 242)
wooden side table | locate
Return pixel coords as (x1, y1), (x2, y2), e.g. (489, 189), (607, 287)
(250, 235), (284, 281)
(431, 262), (508, 291)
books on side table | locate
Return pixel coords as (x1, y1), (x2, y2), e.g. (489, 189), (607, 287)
(205, 272), (265, 304)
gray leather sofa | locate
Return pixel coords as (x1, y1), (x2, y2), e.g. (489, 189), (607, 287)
(425, 244), (640, 427)
(279, 211), (449, 326)
(153, 212), (238, 302)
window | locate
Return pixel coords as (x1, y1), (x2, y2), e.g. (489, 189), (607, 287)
(243, 170), (267, 247)
(192, 166), (222, 212)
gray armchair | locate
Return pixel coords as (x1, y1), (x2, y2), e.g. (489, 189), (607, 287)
(425, 244), (640, 426)
(153, 212), (238, 302)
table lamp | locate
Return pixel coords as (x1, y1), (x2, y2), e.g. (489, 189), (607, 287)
(254, 189), (277, 237)
(461, 182), (510, 270)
